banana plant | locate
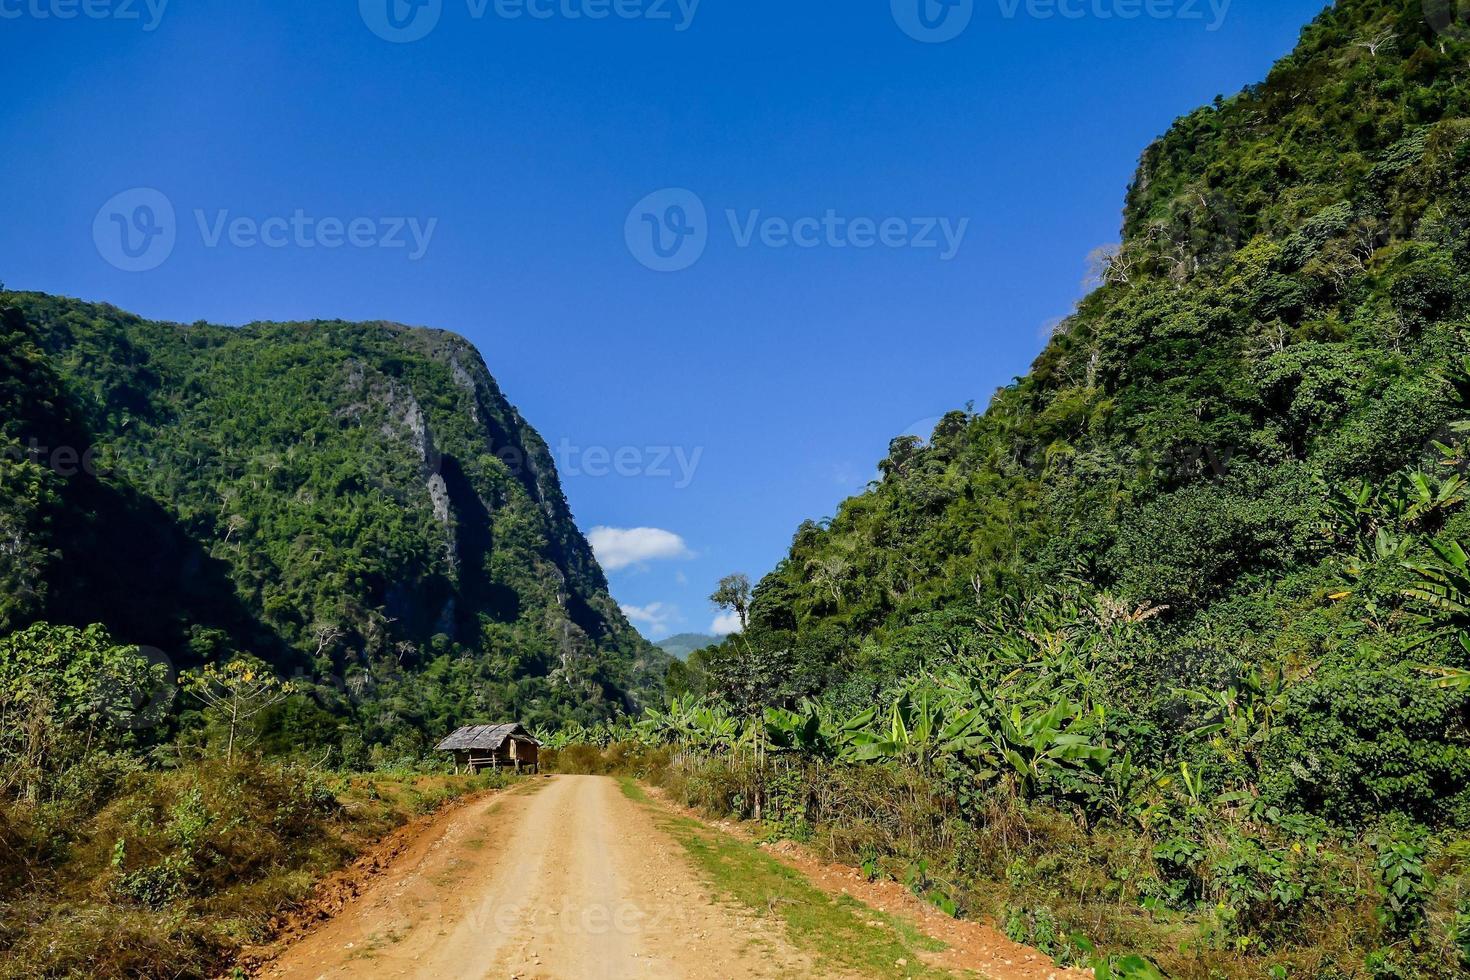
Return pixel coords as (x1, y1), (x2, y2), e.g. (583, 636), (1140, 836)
(974, 696), (1112, 792)
(1417, 634), (1470, 691)
(1430, 422), (1470, 472)
(1417, 667), (1464, 690)
(689, 704), (742, 749)
(542, 726), (579, 749)
(1333, 527), (1412, 618)
(1102, 751), (1173, 830)
(1178, 761), (1206, 808)
(845, 688), (986, 768)
(1403, 471), (1466, 527)
(1327, 469), (1468, 541)
(637, 699), (685, 744)
(1326, 477), (1377, 538)
(1178, 669), (1286, 753)
(762, 704), (824, 754)
(763, 700), (875, 758)
(1404, 539), (1470, 626)
(1422, 666), (1470, 691)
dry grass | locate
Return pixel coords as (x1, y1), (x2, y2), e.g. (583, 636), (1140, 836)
(0, 760), (507, 979)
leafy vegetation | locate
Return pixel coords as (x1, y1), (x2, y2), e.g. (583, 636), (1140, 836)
(0, 612), (522, 976)
(0, 282), (668, 973)
(555, 2), (1470, 975)
(0, 289), (669, 742)
(7, 0), (1470, 975)
(0, 758), (510, 978)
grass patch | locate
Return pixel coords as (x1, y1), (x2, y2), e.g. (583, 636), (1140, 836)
(617, 777), (651, 803)
(617, 777), (954, 979)
(0, 763), (516, 979)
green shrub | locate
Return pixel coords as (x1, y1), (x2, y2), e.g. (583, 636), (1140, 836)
(1260, 660), (1470, 826)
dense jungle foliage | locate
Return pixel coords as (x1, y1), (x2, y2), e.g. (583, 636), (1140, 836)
(7, 0), (1470, 975)
(566, 1), (1470, 975)
(0, 291), (668, 740)
(0, 293), (667, 974)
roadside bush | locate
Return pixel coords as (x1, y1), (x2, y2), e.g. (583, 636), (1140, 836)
(542, 744), (613, 774)
(1260, 660), (1470, 826)
(96, 760), (344, 908)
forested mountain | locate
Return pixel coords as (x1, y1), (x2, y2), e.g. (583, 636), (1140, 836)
(699, 0), (1470, 758)
(0, 291), (667, 736)
(686, 0), (1470, 822)
(655, 632), (720, 661)
(591, 2), (1470, 971)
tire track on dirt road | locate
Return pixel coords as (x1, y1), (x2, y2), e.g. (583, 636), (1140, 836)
(266, 775), (822, 979)
(264, 774), (1083, 980)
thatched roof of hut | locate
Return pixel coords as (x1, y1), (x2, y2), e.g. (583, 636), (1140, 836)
(435, 723), (540, 752)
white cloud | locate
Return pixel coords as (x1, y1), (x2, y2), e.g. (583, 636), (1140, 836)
(711, 611), (743, 635)
(588, 526), (692, 572)
(621, 602), (679, 638)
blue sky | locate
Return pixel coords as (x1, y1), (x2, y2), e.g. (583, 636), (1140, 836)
(0, 0), (1329, 639)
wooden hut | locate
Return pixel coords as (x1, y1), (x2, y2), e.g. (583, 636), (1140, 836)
(436, 723), (541, 774)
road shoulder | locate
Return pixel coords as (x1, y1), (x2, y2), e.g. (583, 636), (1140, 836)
(625, 779), (1088, 980)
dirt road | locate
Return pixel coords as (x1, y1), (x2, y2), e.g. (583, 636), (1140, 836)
(266, 775), (1082, 980)
(268, 775), (823, 979)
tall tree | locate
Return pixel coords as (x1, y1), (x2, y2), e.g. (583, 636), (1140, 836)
(710, 573), (751, 632)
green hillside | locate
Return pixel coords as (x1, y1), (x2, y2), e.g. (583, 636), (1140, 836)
(698, 0), (1470, 784)
(0, 291), (668, 737)
(585, 1), (1470, 974)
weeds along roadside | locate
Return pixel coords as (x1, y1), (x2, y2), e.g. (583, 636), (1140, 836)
(0, 757), (514, 979)
(542, 742), (1470, 980)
